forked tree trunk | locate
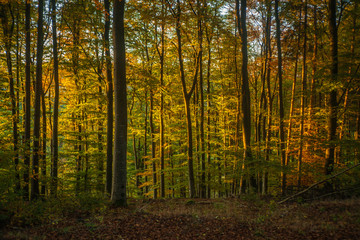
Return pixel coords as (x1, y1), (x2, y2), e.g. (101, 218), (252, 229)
(175, 0), (198, 198)
(236, 0), (255, 193)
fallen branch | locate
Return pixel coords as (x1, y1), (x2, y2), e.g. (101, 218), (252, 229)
(278, 163), (360, 204)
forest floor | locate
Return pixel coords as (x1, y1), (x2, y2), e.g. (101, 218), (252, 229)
(2, 197), (360, 239)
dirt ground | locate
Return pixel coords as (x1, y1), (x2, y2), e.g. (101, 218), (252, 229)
(2, 198), (360, 239)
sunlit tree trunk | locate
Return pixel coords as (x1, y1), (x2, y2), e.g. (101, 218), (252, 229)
(41, 88), (46, 195)
(236, 0), (256, 193)
(111, 0), (127, 207)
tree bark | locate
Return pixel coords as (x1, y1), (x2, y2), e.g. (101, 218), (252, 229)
(175, 0), (198, 198)
(50, 0), (59, 197)
(236, 0), (256, 192)
(105, 0), (114, 196)
(112, 0), (127, 207)
(325, 0), (338, 181)
(24, 0), (31, 200)
(31, 0), (44, 200)
(275, 0), (286, 194)
(298, 0), (307, 189)
(150, 90), (157, 199)
(159, 0), (166, 198)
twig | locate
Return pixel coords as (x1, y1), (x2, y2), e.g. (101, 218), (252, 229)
(278, 163), (360, 204)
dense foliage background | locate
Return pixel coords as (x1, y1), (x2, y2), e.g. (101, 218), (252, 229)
(1, 0), (360, 203)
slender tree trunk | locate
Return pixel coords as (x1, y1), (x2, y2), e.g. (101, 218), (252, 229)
(50, 0), (59, 197)
(104, 0), (114, 196)
(298, 0), (307, 189)
(97, 68), (104, 192)
(111, 0), (127, 207)
(197, 0), (206, 199)
(237, 0), (255, 192)
(144, 91), (149, 194)
(15, 9), (21, 192)
(159, 0), (166, 198)
(175, 0), (198, 198)
(309, 6), (317, 118)
(261, 0), (272, 195)
(206, 29), (212, 199)
(149, 90), (157, 199)
(41, 89), (46, 195)
(24, 0), (31, 200)
(275, 0), (286, 194)
(31, 0), (44, 200)
(325, 0), (338, 182)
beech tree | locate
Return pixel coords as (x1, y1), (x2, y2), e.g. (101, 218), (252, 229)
(111, 0), (127, 206)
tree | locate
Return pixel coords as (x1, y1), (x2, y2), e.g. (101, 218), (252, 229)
(50, 0), (59, 197)
(24, 0), (31, 200)
(236, 0), (256, 193)
(171, 0), (199, 198)
(298, 0), (307, 189)
(31, 0), (44, 200)
(105, 0), (114, 196)
(111, 0), (127, 206)
(325, 0), (338, 182)
(275, 0), (286, 194)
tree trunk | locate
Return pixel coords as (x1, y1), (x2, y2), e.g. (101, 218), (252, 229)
(175, 0), (198, 198)
(150, 90), (157, 199)
(206, 26), (212, 199)
(24, 0), (31, 200)
(111, 0), (127, 207)
(197, 0), (206, 199)
(309, 6), (317, 118)
(275, 0), (286, 194)
(298, 0), (307, 189)
(50, 0), (59, 197)
(325, 0), (338, 182)
(31, 0), (44, 200)
(105, 0), (114, 196)
(41, 88), (46, 195)
(159, 0), (166, 198)
(237, 0), (255, 193)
